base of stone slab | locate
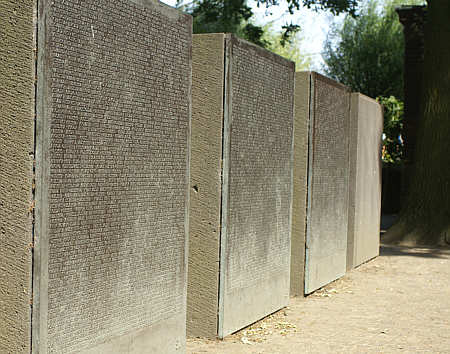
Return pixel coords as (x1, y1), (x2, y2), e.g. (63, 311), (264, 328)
(80, 314), (186, 354)
(220, 274), (289, 338)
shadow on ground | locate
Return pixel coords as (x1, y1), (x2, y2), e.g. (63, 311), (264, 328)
(380, 244), (450, 259)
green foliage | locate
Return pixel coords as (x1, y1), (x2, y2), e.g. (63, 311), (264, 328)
(377, 96), (404, 165)
(323, 0), (425, 99)
(182, 0), (269, 47)
(182, 0), (360, 48)
(256, 0), (358, 16)
(262, 24), (311, 71)
(181, 1), (311, 65)
(323, 0), (406, 99)
(323, 0), (423, 166)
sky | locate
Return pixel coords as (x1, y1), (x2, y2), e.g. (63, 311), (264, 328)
(248, 0), (344, 70)
(160, 0), (346, 70)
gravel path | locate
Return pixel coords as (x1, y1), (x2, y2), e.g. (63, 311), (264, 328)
(187, 245), (450, 354)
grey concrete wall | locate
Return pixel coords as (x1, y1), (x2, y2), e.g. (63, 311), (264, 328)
(304, 73), (350, 294)
(290, 72), (310, 296)
(34, 1), (191, 353)
(347, 93), (383, 270)
(187, 34), (225, 338)
(219, 35), (295, 337)
(0, 1), (35, 353)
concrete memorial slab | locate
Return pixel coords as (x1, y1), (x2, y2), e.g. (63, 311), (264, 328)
(347, 93), (383, 270)
(298, 72), (351, 295)
(188, 33), (295, 339)
(1, 1), (192, 353)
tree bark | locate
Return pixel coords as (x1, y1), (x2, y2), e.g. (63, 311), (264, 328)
(384, 0), (450, 245)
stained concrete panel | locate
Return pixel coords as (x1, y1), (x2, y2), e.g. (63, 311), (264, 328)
(34, 1), (192, 353)
(347, 93), (383, 270)
(220, 35), (294, 338)
(290, 72), (311, 297)
(304, 72), (351, 294)
(189, 33), (295, 339)
(0, 1), (35, 353)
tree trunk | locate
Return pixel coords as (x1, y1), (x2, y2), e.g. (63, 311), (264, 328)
(384, 0), (450, 245)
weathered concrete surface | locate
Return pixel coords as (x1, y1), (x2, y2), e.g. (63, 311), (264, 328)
(290, 72), (310, 296)
(347, 93), (383, 270)
(219, 35), (294, 338)
(79, 313), (186, 354)
(0, 1), (35, 353)
(188, 34), (295, 339)
(187, 34), (225, 338)
(34, 1), (192, 353)
(304, 72), (350, 294)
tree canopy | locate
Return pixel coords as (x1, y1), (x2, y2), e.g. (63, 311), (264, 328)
(184, 0), (268, 47)
(323, 0), (406, 100)
(255, 0), (358, 16)
(262, 24), (311, 70)
(180, 0), (359, 48)
(179, 0), (312, 67)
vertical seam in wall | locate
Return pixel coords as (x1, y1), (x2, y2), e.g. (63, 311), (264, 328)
(183, 17), (193, 336)
(377, 103), (383, 241)
(352, 94), (359, 267)
(33, 0), (50, 351)
(347, 92), (353, 269)
(216, 35), (225, 338)
(30, 1), (40, 352)
(286, 68), (295, 298)
(304, 72), (314, 295)
(348, 94), (354, 269)
(217, 34), (231, 339)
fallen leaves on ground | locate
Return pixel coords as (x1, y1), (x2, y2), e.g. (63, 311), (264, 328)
(237, 310), (297, 344)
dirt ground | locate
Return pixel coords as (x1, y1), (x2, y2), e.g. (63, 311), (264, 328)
(187, 244), (450, 354)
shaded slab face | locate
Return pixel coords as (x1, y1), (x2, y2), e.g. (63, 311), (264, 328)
(304, 73), (350, 294)
(0, 1), (35, 352)
(347, 93), (383, 270)
(219, 35), (294, 338)
(34, 1), (191, 353)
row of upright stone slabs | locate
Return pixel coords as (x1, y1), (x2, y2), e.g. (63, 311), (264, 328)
(188, 33), (295, 338)
(1, 0), (191, 353)
(347, 93), (383, 270)
(291, 72), (352, 295)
